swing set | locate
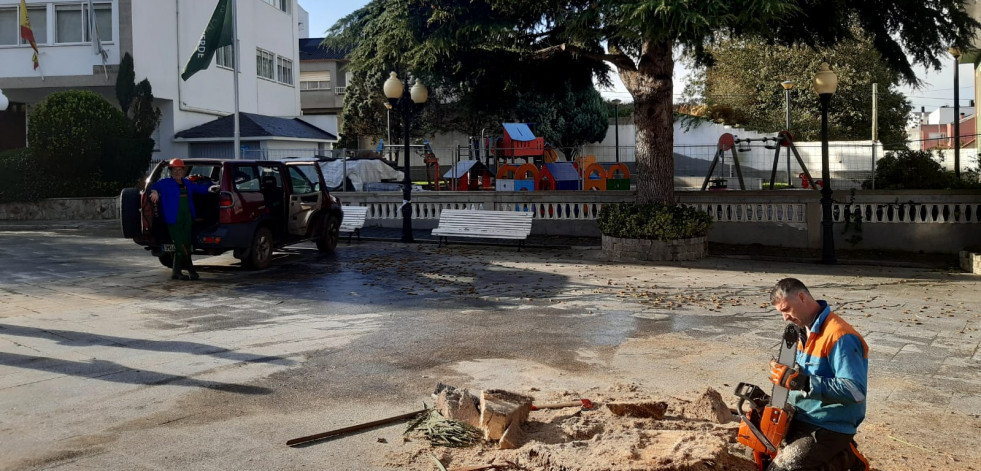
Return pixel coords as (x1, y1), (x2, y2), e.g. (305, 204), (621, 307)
(700, 131), (819, 191)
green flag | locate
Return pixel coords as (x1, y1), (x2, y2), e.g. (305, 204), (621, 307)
(181, 0), (233, 81)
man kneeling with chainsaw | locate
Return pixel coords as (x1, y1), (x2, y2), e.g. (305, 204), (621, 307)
(767, 278), (870, 471)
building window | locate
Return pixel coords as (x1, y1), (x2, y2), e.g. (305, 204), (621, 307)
(89, 3), (112, 42)
(56, 5), (84, 43)
(300, 71), (331, 90)
(217, 44), (234, 69)
(0, 8), (18, 46)
(3, 5), (47, 46)
(256, 48), (275, 80)
(2, 5), (47, 46)
(55, 2), (112, 44)
(26, 7), (47, 45)
(261, 0), (290, 14)
(277, 57), (293, 85)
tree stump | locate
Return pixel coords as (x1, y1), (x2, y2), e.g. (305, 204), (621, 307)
(479, 389), (534, 449)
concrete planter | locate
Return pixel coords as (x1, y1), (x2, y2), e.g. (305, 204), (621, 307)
(959, 251), (981, 274)
(601, 234), (707, 262)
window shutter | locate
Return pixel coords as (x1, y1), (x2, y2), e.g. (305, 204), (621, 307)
(300, 71), (331, 82)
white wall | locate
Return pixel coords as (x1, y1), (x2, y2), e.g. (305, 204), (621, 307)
(0, 1), (303, 159)
(927, 107), (976, 124)
(297, 4), (308, 38)
(130, 0), (302, 158)
(934, 148), (980, 172)
(297, 114), (337, 136)
(139, 0), (301, 117)
(582, 118), (884, 187)
(0, 0), (121, 78)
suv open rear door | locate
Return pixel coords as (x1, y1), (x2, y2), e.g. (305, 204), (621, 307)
(285, 163), (326, 236)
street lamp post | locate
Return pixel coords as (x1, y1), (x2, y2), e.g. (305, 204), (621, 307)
(950, 47), (961, 178)
(781, 80), (794, 186)
(814, 62), (838, 265)
(384, 102), (393, 163)
(612, 99), (621, 163)
(383, 71), (428, 243)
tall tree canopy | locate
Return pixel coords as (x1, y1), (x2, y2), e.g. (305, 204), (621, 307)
(327, 0), (978, 203)
(683, 31), (913, 147)
(323, 0), (609, 154)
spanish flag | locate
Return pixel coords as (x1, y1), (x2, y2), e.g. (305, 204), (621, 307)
(19, 0), (39, 70)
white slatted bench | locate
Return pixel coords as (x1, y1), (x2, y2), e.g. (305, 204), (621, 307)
(339, 206), (369, 242)
(431, 209), (534, 249)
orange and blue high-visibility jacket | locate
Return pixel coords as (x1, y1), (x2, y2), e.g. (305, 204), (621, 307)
(790, 301), (869, 435)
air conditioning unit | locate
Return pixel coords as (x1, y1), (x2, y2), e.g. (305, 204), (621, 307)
(335, 86), (346, 95)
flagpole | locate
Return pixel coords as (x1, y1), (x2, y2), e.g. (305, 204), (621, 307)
(231, 0), (240, 160)
(88, 0), (107, 80)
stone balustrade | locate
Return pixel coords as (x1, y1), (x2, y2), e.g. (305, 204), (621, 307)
(3, 189), (979, 254)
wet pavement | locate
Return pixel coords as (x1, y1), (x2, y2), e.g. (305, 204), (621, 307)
(0, 221), (979, 470)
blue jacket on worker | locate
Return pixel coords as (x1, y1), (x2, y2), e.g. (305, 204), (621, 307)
(790, 300), (869, 435)
(151, 178), (211, 225)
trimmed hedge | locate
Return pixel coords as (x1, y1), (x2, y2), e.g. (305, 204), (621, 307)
(0, 148), (126, 203)
(597, 203), (713, 241)
(0, 148), (45, 202)
(27, 90), (130, 178)
(3, 90), (153, 203)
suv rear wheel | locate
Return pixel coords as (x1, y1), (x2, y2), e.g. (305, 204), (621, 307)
(158, 253), (174, 268)
(244, 227), (273, 270)
(316, 215), (340, 253)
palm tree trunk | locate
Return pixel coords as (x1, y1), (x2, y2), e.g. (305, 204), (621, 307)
(619, 40), (674, 204)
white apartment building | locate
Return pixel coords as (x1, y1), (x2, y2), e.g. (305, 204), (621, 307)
(0, 0), (334, 158)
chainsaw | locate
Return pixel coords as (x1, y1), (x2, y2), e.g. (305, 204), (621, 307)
(735, 322), (801, 470)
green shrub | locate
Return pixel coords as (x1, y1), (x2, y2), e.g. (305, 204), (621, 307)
(0, 147), (129, 203)
(863, 149), (981, 189)
(28, 90), (130, 178)
(597, 203), (713, 240)
(0, 148), (46, 202)
(100, 137), (155, 186)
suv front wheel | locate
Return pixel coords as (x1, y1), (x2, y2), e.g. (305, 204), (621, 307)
(244, 226), (273, 270)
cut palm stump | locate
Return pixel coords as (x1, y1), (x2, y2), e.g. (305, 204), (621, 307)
(480, 389), (534, 450)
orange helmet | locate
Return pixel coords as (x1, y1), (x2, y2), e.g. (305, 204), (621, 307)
(168, 158), (186, 168)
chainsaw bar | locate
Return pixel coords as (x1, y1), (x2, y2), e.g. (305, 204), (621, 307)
(770, 323), (801, 409)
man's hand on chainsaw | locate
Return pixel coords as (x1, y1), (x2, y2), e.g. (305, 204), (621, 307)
(769, 359), (810, 392)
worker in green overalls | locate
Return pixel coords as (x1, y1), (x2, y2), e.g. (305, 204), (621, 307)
(149, 159), (211, 280)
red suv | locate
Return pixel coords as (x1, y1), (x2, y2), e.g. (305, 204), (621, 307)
(119, 159), (343, 269)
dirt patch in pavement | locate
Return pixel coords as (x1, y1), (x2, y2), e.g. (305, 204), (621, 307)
(383, 385), (758, 471)
(376, 381), (981, 471)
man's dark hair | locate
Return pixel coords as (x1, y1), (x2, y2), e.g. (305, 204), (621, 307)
(770, 278), (811, 304)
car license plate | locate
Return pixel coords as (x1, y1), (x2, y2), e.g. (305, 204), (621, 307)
(162, 244), (175, 253)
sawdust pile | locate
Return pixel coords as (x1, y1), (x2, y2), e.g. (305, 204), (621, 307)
(385, 385), (758, 471)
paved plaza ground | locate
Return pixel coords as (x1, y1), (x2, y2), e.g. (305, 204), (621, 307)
(0, 221), (978, 470)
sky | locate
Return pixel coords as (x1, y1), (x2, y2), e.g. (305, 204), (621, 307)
(297, 0), (972, 113)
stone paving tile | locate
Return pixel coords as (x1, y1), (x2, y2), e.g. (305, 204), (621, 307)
(1, 223), (979, 470)
(0, 367), (64, 391)
(937, 358), (981, 384)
